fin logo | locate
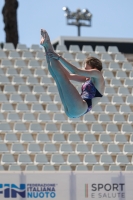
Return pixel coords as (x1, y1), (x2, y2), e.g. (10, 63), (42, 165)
(0, 184), (26, 198)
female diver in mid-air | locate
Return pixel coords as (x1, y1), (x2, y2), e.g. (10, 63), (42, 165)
(40, 29), (105, 118)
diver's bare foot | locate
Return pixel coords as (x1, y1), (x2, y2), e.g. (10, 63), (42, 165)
(40, 29), (53, 52)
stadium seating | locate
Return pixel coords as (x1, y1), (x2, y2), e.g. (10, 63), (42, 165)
(0, 43), (132, 171)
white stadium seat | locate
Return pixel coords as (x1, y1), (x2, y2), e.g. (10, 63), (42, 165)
(108, 62), (120, 71)
(41, 60), (48, 69)
(33, 85), (46, 94)
(109, 165), (122, 171)
(104, 87), (116, 96)
(83, 134), (97, 144)
(18, 85), (31, 94)
(34, 69), (47, 77)
(7, 113), (21, 122)
(116, 71), (128, 80)
(91, 124), (105, 134)
(89, 52), (100, 59)
(52, 134), (66, 144)
(67, 134), (81, 144)
(116, 155), (130, 165)
(12, 76), (25, 85)
(127, 114), (133, 124)
(113, 114), (126, 124)
(8, 51), (20, 60)
(0, 94), (8, 103)
(101, 53), (113, 62)
(28, 60), (40, 69)
(83, 154), (98, 165)
(20, 68), (32, 77)
(75, 53), (86, 62)
(60, 123), (75, 133)
(9, 94), (23, 103)
(100, 154), (114, 165)
(56, 45), (67, 53)
(99, 134), (112, 144)
(1, 59), (13, 68)
(22, 51), (34, 60)
(36, 134), (50, 144)
(6, 68), (18, 76)
(111, 95), (125, 105)
(16, 103), (30, 113)
(125, 165), (133, 171)
(4, 133), (19, 143)
(114, 54), (127, 63)
(0, 50), (7, 59)
(25, 165), (38, 171)
(34, 154), (49, 165)
(20, 133), (34, 143)
(0, 123), (12, 132)
(11, 143), (26, 154)
(0, 143), (9, 153)
(108, 46), (119, 54)
(122, 62), (133, 72)
(14, 59), (26, 68)
(26, 77), (39, 85)
(76, 123), (89, 133)
(91, 144), (105, 155)
(43, 143), (58, 154)
(124, 79), (133, 88)
(76, 165), (88, 171)
(0, 75), (10, 84)
(1, 103), (15, 113)
(37, 113), (51, 122)
(98, 114), (111, 124)
(123, 144), (133, 155)
(14, 123), (27, 133)
(31, 103), (44, 113)
(59, 165), (72, 171)
(83, 113), (96, 123)
(119, 105), (132, 114)
(30, 44), (42, 52)
(17, 154), (33, 165)
(69, 45), (80, 53)
(110, 79), (122, 87)
(82, 45), (93, 54)
(67, 154), (82, 165)
(95, 46), (106, 54)
(51, 154), (66, 165)
(45, 123), (59, 133)
(0, 113), (6, 122)
(16, 44), (28, 52)
(42, 165), (55, 171)
(1, 154), (16, 165)
(27, 143), (42, 154)
(29, 123), (43, 132)
(35, 52), (45, 61)
(9, 165), (21, 171)
(115, 135), (127, 148)
(62, 52), (74, 61)
(106, 124), (120, 134)
(75, 144), (89, 154)
(59, 144), (74, 154)
(3, 43), (15, 51)
(107, 144), (121, 155)
(92, 165), (105, 171)
(103, 70), (114, 80)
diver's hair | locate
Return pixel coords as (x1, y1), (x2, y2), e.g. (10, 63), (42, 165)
(84, 57), (102, 71)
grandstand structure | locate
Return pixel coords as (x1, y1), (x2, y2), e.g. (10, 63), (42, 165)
(0, 36), (133, 172)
